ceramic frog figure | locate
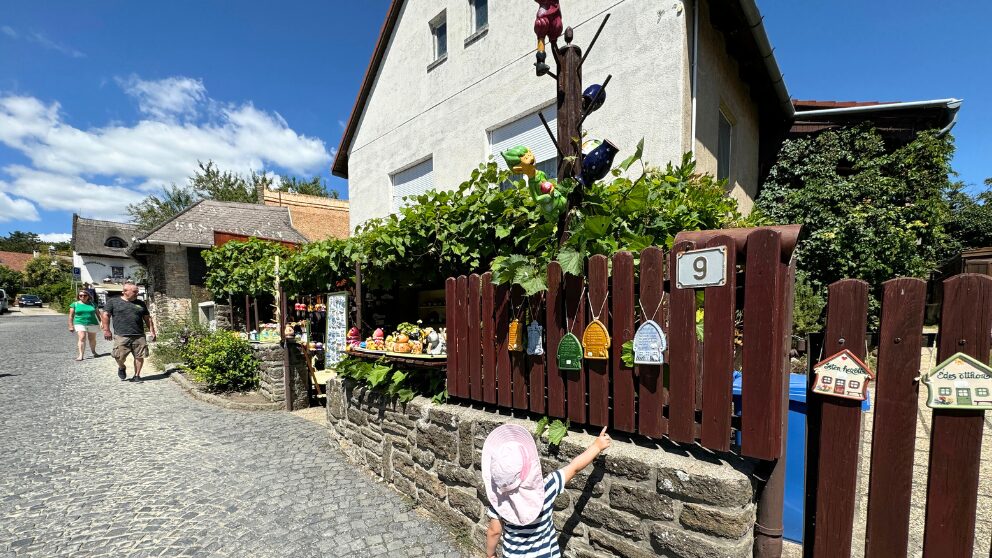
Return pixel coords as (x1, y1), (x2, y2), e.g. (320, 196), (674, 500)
(501, 146), (566, 219)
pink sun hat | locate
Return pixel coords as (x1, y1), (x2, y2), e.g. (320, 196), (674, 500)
(481, 424), (545, 526)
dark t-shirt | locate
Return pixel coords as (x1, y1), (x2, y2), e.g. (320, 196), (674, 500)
(104, 296), (149, 336)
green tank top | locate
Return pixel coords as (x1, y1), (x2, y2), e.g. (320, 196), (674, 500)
(71, 301), (100, 326)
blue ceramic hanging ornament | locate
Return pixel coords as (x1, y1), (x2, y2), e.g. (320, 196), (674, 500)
(582, 84), (607, 114)
(580, 139), (619, 186)
(633, 320), (667, 365)
(502, 146), (567, 219)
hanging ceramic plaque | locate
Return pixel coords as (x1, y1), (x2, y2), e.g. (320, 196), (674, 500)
(633, 320), (667, 365)
(508, 319), (526, 352)
(922, 352), (992, 410)
(811, 349), (874, 401)
(582, 319), (611, 360)
(526, 320), (545, 356)
(557, 333), (583, 371)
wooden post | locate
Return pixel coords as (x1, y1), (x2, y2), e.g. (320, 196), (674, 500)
(700, 235), (737, 450)
(554, 30), (583, 247)
(355, 262), (364, 334)
(669, 240), (698, 443)
(611, 251), (635, 432)
(636, 246), (667, 437)
(546, 262), (566, 417)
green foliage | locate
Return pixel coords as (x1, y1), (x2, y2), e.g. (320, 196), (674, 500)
(203, 238), (291, 298)
(272, 175), (340, 198)
(152, 317), (209, 371)
(792, 271), (826, 334)
(0, 231), (42, 253)
(758, 126), (956, 318)
(334, 356), (444, 404)
(33, 280), (75, 313)
(181, 330), (259, 392)
(945, 179), (992, 250)
(281, 237), (358, 296)
(534, 416), (550, 438)
(0, 265), (23, 295)
(620, 340), (634, 368)
(24, 256), (71, 288)
(534, 416), (569, 447)
(126, 184), (199, 232)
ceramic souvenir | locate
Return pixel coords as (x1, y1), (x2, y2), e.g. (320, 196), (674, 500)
(557, 332), (583, 371)
(632, 320), (667, 365)
(582, 83), (606, 114)
(347, 326), (361, 348)
(582, 319), (610, 359)
(922, 352), (992, 410)
(580, 140), (619, 186)
(502, 146), (566, 219)
(508, 319), (526, 352)
(811, 349), (874, 401)
(526, 320), (545, 356)
(533, 0), (563, 75)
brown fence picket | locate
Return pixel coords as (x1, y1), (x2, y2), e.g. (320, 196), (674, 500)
(445, 277), (457, 396)
(587, 255), (610, 426)
(511, 286), (529, 410)
(700, 235), (737, 451)
(495, 284), (512, 407)
(923, 274), (992, 557)
(741, 229), (785, 460)
(565, 271), (587, 423)
(612, 251), (636, 432)
(481, 273), (497, 404)
(637, 246), (667, 438)
(454, 276), (469, 398)
(669, 240), (698, 443)
(810, 279), (869, 558)
(468, 274), (482, 401)
(864, 278), (926, 558)
(546, 262), (566, 418)
(528, 295), (546, 414)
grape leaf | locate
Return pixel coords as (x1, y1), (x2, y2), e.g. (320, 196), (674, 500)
(548, 419), (569, 446)
(534, 416), (550, 438)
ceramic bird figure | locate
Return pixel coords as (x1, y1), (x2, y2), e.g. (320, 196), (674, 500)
(534, 0), (563, 75)
(501, 146), (566, 219)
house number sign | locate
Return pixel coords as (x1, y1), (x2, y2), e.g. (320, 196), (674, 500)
(676, 246), (728, 289)
(811, 349), (874, 401)
(922, 352), (992, 410)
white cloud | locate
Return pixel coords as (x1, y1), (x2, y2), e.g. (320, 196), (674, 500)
(0, 186), (40, 222)
(118, 75), (206, 121)
(2, 166), (144, 221)
(28, 31), (85, 58)
(1, 26), (18, 39)
(38, 233), (71, 243)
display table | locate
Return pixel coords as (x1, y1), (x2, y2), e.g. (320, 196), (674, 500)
(346, 348), (447, 369)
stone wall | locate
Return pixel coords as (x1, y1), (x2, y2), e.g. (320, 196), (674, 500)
(325, 377), (758, 558)
(251, 342), (308, 409)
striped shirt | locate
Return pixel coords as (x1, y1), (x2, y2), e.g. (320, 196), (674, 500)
(488, 470), (565, 558)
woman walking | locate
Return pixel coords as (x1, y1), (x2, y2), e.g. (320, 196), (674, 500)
(68, 290), (102, 360)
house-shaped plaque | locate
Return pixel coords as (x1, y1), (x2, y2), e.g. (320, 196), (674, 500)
(633, 320), (667, 365)
(922, 352), (992, 410)
(582, 319), (610, 360)
(526, 320), (545, 356)
(508, 319), (525, 352)
(811, 349), (874, 401)
(557, 333), (583, 371)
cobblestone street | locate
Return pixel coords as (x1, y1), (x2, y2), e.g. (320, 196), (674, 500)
(0, 315), (467, 558)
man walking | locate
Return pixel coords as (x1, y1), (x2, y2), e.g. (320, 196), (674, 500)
(101, 282), (156, 381)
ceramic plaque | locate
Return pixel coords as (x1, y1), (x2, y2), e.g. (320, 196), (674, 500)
(633, 320), (667, 365)
(324, 292), (349, 368)
(923, 352), (992, 410)
(526, 320), (545, 356)
(508, 319), (525, 352)
(811, 349), (874, 401)
(557, 333), (583, 371)
(582, 319), (610, 360)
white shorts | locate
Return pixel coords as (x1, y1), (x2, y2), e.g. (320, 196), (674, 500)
(74, 324), (100, 333)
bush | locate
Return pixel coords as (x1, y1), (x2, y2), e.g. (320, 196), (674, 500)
(181, 331), (258, 392)
(152, 317), (209, 371)
(34, 280), (76, 313)
(335, 356), (446, 404)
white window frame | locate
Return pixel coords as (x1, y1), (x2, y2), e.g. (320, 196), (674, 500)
(429, 11), (447, 64)
(390, 157), (434, 213)
(469, 0), (488, 35)
(717, 107), (734, 183)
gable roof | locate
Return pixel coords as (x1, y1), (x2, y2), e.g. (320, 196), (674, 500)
(130, 200), (307, 253)
(72, 215), (141, 258)
(0, 251), (33, 273)
(331, 0), (794, 179)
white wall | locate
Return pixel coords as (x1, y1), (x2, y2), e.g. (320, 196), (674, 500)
(72, 253), (143, 285)
(348, 0), (690, 230)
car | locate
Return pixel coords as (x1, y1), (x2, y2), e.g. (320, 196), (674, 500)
(0, 289), (8, 314)
(18, 294), (43, 308)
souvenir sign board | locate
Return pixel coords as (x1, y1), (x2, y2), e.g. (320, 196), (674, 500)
(633, 320), (667, 365)
(676, 246), (728, 289)
(526, 321), (545, 356)
(508, 319), (526, 352)
(922, 352), (992, 410)
(324, 291), (349, 368)
(582, 319), (610, 360)
(811, 349), (874, 401)
(557, 333), (583, 371)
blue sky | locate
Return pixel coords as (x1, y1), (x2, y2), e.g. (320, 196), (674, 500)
(0, 0), (988, 241)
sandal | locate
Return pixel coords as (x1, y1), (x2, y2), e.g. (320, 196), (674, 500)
(75, 357), (83, 361)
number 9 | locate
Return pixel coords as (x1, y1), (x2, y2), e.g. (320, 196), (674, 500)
(693, 257), (707, 280)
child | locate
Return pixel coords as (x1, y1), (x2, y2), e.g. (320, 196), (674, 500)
(482, 424), (612, 558)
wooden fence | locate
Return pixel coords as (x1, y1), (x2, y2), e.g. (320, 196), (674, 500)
(445, 227), (796, 460)
(806, 274), (991, 557)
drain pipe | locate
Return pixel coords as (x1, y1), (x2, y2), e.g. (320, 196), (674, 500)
(689, 0), (699, 157)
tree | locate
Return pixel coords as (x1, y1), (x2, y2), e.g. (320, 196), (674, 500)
(126, 184), (199, 232)
(945, 178), (992, 250)
(24, 256), (72, 288)
(272, 176), (339, 198)
(0, 231), (42, 253)
(0, 265), (23, 294)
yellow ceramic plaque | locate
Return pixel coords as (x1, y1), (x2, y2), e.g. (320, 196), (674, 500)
(508, 319), (525, 352)
(582, 319), (611, 360)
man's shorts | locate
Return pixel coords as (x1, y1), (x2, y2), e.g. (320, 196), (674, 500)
(113, 335), (149, 359)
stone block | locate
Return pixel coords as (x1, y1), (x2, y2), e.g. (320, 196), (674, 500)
(365, 449), (383, 477)
(604, 453), (652, 482)
(657, 467), (753, 508)
(391, 472), (416, 498)
(580, 501), (643, 539)
(385, 434), (410, 452)
(428, 407), (459, 430)
(412, 447), (436, 469)
(392, 451), (415, 479)
(436, 462), (478, 488)
(361, 426), (383, 444)
(458, 421), (474, 468)
(650, 524), (752, 558)
(553, 510), (587, 536)
(416, 423), (458, 461)
(382, 419), (409, 437)
(420, 492), (473, 532)
(679, 503), (755, 540)
(412, 465), (447, 500)
(348, 406), (369, 427)
(610, 482), (675, 520)
(554, 491), (571, 511)
(385, 410), (415, 429)
(566, 465), (607, 496)
(589, 529), (659, 558)
(447, 487), (483, 522)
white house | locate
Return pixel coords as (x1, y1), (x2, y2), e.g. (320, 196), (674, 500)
(333, 0), (795, 230)
(71, 215), (144, 302)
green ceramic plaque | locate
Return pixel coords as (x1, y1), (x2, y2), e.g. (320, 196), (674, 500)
(557, 332), (583, 371)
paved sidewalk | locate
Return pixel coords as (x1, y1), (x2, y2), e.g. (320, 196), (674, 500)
(0, 316), (468, 558)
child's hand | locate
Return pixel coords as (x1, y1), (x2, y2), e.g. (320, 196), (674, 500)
(593, 426), (612, 451)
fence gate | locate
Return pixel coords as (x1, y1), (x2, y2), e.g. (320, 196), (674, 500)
(803, 274), (992, 557)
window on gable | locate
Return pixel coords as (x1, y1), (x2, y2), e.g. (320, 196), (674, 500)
(471, 0), (488, 33)
(105, 236), (127, 249)
(490, 106), (558, 180)
(717, 109), (733, 182)
(392, 158), (435, 213)
(430, 11), (447, 63)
